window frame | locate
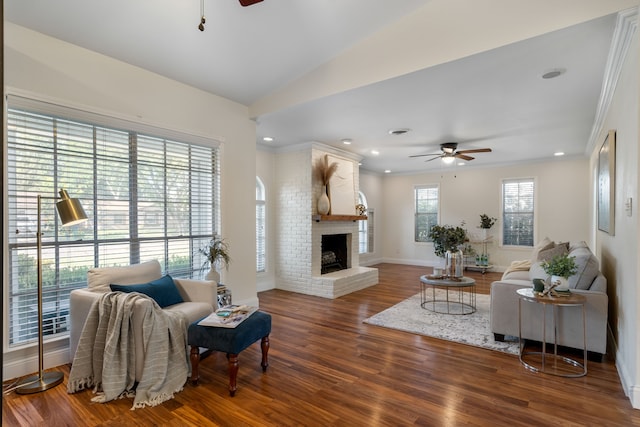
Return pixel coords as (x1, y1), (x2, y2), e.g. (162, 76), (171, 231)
(414, 184), (440, 243)
(501, 177), (536, 247)
(5, 95), (221, 347)
(357, 191), (370, 254)
(256, 176), (266, 273)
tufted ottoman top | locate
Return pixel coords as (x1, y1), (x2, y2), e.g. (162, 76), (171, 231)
(188, 311), (272, 354)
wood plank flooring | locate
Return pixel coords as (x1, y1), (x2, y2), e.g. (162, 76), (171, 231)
(3, 263), (638, 426)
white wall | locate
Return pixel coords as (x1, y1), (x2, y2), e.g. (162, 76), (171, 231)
(3, 23), (258, 379)
(594, 21), (640, 407)
(376, 158), (589, 269)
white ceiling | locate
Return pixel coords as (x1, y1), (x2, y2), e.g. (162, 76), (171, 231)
(5, 1), (627, 174)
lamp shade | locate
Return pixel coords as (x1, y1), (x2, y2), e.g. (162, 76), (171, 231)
(55, 189), (88, 226)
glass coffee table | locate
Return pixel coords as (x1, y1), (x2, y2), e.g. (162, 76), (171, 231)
(419, 275), (476, 315)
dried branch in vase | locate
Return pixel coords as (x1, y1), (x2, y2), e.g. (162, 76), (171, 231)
(314, 154), (338, 185)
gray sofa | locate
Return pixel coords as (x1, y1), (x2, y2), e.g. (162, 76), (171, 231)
(490, 240), (608, 360)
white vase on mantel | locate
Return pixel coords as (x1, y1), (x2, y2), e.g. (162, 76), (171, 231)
(317, 185), (330, 215)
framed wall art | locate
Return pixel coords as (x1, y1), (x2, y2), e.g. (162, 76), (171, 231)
(597, 130), (616, 235)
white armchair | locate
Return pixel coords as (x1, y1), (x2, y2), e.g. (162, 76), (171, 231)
(69, 260), (217, 381)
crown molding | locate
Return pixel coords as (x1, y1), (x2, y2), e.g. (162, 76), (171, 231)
(586, 7), (638, 154)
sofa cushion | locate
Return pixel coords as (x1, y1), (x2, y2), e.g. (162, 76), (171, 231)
(88, 260), (163, 292)
(110, 275), (184, 308)
(567, 246), (601, 290)
(529, 261), (549, 282)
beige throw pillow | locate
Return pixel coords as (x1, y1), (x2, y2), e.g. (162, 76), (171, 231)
(530, 237), (554, 263)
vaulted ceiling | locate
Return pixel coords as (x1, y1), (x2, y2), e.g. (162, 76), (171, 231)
(6, 0), (636, 173)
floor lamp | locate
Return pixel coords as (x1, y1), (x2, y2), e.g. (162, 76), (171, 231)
(15, 189), (88, 394)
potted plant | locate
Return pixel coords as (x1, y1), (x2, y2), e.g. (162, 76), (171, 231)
(479, 214), (497, 229)
(427, 223), (467, 278)
(427, 224), (467, 257)
(199, 235), (231, 282)
(540, 253), (578, 291)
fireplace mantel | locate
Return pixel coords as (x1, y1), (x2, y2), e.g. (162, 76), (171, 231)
(312, 215), (367, 222)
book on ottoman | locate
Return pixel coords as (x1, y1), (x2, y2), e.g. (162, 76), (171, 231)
(198, 305), (258, 328)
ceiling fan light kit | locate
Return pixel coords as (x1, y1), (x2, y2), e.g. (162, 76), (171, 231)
(409, 142), (492, 164)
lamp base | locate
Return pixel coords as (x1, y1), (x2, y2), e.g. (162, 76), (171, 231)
(15, 371), (64, 394)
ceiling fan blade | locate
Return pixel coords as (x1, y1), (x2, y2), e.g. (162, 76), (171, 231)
(455, 153), (475, 161)
(409, 153), (440, 158)
(239, 0), (263, 6)
(456, 148), (492, 154)
(425, 156), (443, 163)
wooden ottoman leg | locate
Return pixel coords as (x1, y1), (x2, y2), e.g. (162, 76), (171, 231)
(261, 335), (270, 372)
(228, 353), (239, 397)
(190, 346), (200, 385)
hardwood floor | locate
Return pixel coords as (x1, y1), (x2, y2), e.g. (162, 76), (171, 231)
(3, 264), (638, 426)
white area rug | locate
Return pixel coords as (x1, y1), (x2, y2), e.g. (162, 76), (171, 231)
(364, 291), (519, 355)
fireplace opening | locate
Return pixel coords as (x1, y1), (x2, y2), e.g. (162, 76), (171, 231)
(321, 233), (350, 274)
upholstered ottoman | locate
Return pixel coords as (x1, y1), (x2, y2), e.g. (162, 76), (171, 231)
(188, 311), (271, 396)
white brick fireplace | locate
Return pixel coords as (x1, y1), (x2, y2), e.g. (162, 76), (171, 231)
(274, 144), (378, 298)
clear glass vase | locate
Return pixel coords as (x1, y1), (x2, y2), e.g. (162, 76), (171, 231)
(445, 249), (464, 278)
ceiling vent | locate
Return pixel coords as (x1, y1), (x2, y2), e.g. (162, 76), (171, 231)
(388, 128), (411, 136)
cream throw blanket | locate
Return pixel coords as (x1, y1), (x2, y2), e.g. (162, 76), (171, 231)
(67, 292), (189, 410)
(503, 259), (532, 276)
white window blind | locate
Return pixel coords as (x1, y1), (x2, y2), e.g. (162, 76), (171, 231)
(358, 192), (370, 254)
(7, 102), (220, 346)
(502, 178), (535, 247)
(415, 185), (439, 242)
(256, 177), (266, 272)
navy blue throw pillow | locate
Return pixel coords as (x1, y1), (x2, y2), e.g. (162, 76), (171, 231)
(110, 275), (184, 308)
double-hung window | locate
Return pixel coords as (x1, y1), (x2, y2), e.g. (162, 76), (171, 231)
(6, 98), (220, 346)
(358, 191), (373, 253)
(502, 178), (535, 246)
(415, 185), (439, 242)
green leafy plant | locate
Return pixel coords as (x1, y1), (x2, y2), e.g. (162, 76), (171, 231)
(199, 235), (231, 271)
(479, 214), (497, 229)
(427, 223), (467, 257)
(541, 254), (578, 279)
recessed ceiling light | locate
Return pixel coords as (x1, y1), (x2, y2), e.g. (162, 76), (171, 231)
(384, 169), (391, 174)
(371, 150), (380, 155)
(457, 162), (465, 166)
(263, 137), (274, 142)
(388, 128), (411, 136)
(554, 151), (565, 156)
(341, 139), (352, 145)
(542, 68), (566, 79)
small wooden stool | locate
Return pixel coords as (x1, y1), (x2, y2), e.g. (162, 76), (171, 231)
(188, 311), (271, 396)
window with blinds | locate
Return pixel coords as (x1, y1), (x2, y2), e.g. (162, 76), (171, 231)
(415, 185), (439, 242)
(502, 178), (535, 247)
(357, 192), (372, 254)
(256, 177), (266, 272)
(6, 104), (220, 346)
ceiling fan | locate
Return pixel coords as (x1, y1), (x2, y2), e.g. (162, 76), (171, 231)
(410, 142), (492, 163)
(199, 0), (264, 31)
